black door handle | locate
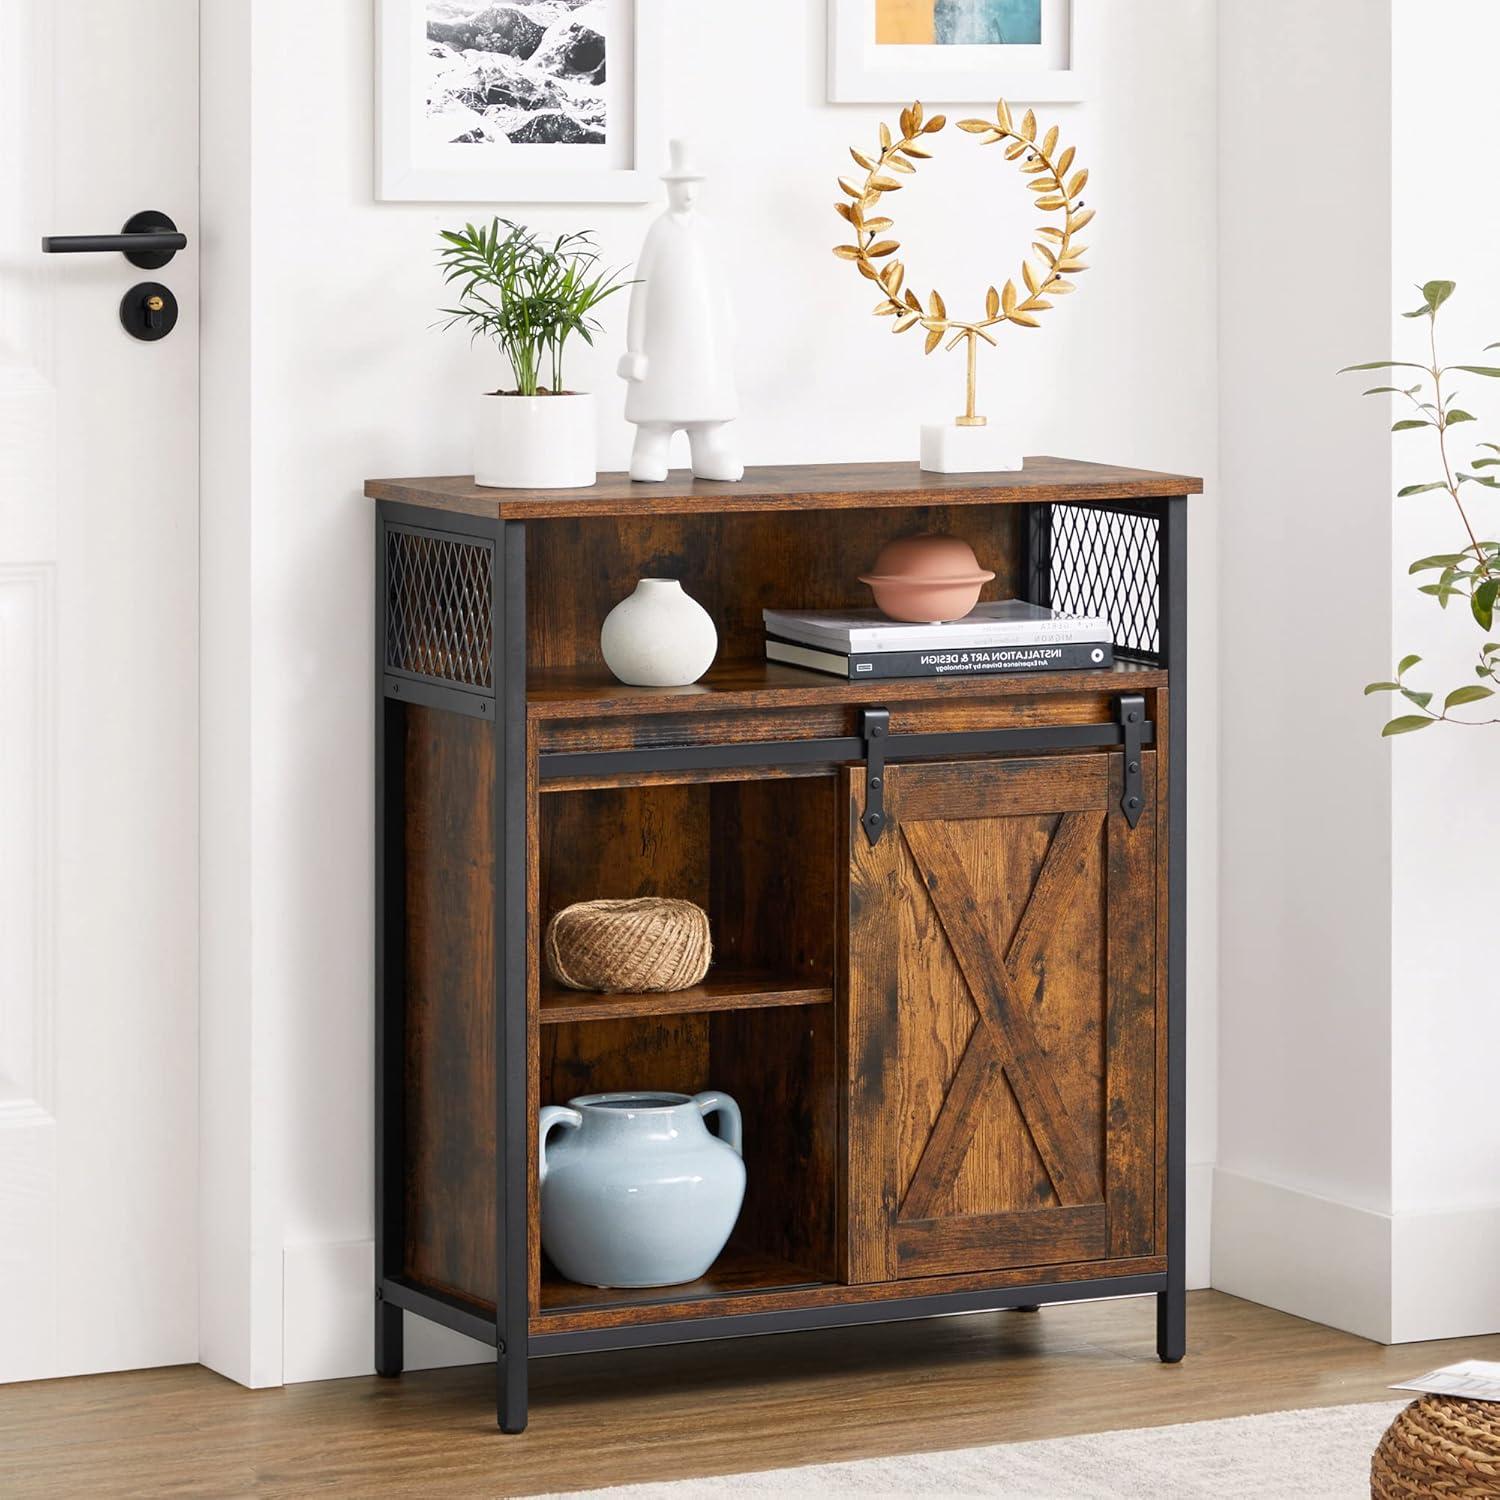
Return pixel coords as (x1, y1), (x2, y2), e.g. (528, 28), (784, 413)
(42, 210), (185, 269)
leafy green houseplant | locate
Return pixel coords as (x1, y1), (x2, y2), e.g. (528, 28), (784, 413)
(437, 218), (629, 489)
(1342, 280), (1500, 733)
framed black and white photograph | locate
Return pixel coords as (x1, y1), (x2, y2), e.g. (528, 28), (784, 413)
(828, 0), (1090, 104)
(378, 0), (664, 202)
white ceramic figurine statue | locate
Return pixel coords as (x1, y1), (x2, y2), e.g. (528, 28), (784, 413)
(617, 140), (744, 482)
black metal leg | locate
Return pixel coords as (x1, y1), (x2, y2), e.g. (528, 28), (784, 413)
(1157, 1281), (1185, 1363)
(1009, 1304), (1041, 1313)
(376, 1295), (404, 1377)
(495, 520), (530, 1435)
(497, 1346), (528, 1432)
(1158, 496), (1188, 1370)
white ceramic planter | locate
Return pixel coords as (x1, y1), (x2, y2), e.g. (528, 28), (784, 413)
(600, 578), (718, 686)
(474, 391), (597, 489)
(538, 1091), (746, 1288)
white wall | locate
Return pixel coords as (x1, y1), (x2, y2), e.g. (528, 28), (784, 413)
(1215, 0), (1396, 1341)
(202, 0), (1221, 1382)
(1215, 0), (1500, 1344)
(1386, 0), (1500, 1341)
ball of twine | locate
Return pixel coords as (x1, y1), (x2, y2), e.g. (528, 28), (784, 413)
(1372, 1395), (1500, 1498)
(545, 898), (712, 994)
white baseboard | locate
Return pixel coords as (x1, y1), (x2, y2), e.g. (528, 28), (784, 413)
(1211, 1168), (1393, 1341)
(281, 1167), (1219, 1387)
(1186, 1159), (1213, 1290)
(1212, 1168), (1500, 1344)
(271, 1179), (1500, 1382)
(1392, 1203), (1500, 1343)
(282, 1241), (490, 1384)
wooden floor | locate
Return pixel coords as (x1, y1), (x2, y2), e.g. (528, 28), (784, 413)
(3, 1291), (1497, 1498)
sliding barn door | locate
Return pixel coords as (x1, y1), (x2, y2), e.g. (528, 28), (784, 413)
(843, 753), (1160, 1283)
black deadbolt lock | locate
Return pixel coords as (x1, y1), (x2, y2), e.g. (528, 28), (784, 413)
(121, 282), (177, 342)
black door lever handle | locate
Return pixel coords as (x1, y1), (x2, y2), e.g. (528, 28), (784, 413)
(42, 210), (185, 269)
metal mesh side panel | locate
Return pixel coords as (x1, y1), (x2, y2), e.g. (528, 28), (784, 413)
(385, 526), (494, 692)
(1048, 504), (1162, 661)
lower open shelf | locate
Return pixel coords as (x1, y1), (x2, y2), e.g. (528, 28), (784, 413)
(537, 1242), (830, 1317)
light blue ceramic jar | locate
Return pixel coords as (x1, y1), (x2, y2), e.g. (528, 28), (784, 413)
(538, 1091), (746, 1288)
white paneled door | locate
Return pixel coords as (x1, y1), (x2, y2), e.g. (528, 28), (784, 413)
(0, 1), (198, 1380)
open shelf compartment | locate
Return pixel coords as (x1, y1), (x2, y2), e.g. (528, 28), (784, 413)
(534, 768), (841, 1318)
(537, 772), (836, 1014)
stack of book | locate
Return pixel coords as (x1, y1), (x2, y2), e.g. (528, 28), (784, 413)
(763, 601), (1114, 681)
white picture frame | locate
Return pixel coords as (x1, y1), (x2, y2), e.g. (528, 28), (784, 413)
(377, 0), (665, 204)
(828, 0), (1091, 104)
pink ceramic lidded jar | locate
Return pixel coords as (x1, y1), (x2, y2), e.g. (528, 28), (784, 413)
(859, 534), (997, 622)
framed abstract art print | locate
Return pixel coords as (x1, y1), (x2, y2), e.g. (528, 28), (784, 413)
(378, 0), (665, 203)
(828, 0), (1090, 103)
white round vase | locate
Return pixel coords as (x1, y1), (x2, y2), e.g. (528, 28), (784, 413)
(600, 578), (717, 686)
(474, 391), (596, 489)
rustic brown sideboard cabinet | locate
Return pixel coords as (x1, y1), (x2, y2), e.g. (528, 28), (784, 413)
(365, 458), (1199, 1432)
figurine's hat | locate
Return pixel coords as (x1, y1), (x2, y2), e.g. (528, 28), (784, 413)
(661, 138), (706, 181)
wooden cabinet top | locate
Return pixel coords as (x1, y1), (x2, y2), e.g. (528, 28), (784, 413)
(364, 456), (1203, 522)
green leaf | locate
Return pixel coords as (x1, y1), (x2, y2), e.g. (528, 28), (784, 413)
(1383, 715), (1436, 735)
(1364, 681), (1401, 694)
(1397, 482), (1448, 496)
(1392, 419), (1431, 431)
(1339, 360), (1432, 373)
(1473, 578), (1498, 630)
(1401, 687), (1433, 708)
(1446, 409), (1477, 424)
(1422, 279), (1456, 312)
(1447, 365), (1500, 377)
(1459, 473), (1500, 488)
(1398, 654), (1423, 674)
(1444, 684), (1495, 709)
(1362, 384), (1422, 396)
(1471, 458), (1500, 468)
(1409, 554), (1466, 572)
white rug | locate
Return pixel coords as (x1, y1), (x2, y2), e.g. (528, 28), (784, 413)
(536, 1400), (1408, 1499)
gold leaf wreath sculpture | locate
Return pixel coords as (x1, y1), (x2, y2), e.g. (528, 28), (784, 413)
(833, 99), (1092, 427)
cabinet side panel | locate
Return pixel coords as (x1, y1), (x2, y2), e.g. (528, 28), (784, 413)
(402, 704), (497, 1303)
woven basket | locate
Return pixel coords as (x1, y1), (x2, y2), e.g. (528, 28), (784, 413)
(544, 898), (712, 994)
(1371, 1395), (1500, 1498)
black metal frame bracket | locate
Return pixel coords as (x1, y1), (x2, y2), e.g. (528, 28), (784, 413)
(539, 718), (1154, 784)
(861, 708), (890, 844)
(1118, 693), (1145, 827)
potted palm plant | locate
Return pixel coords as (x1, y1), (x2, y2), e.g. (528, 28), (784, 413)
(437, 219), (629, 489)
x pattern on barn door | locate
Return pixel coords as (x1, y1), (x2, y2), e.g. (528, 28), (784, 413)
(897, 809), (1104, 1222)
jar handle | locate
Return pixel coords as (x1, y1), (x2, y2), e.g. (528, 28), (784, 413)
(692, 1091), (742, 1156)
(538, 1104), (582, 1185)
